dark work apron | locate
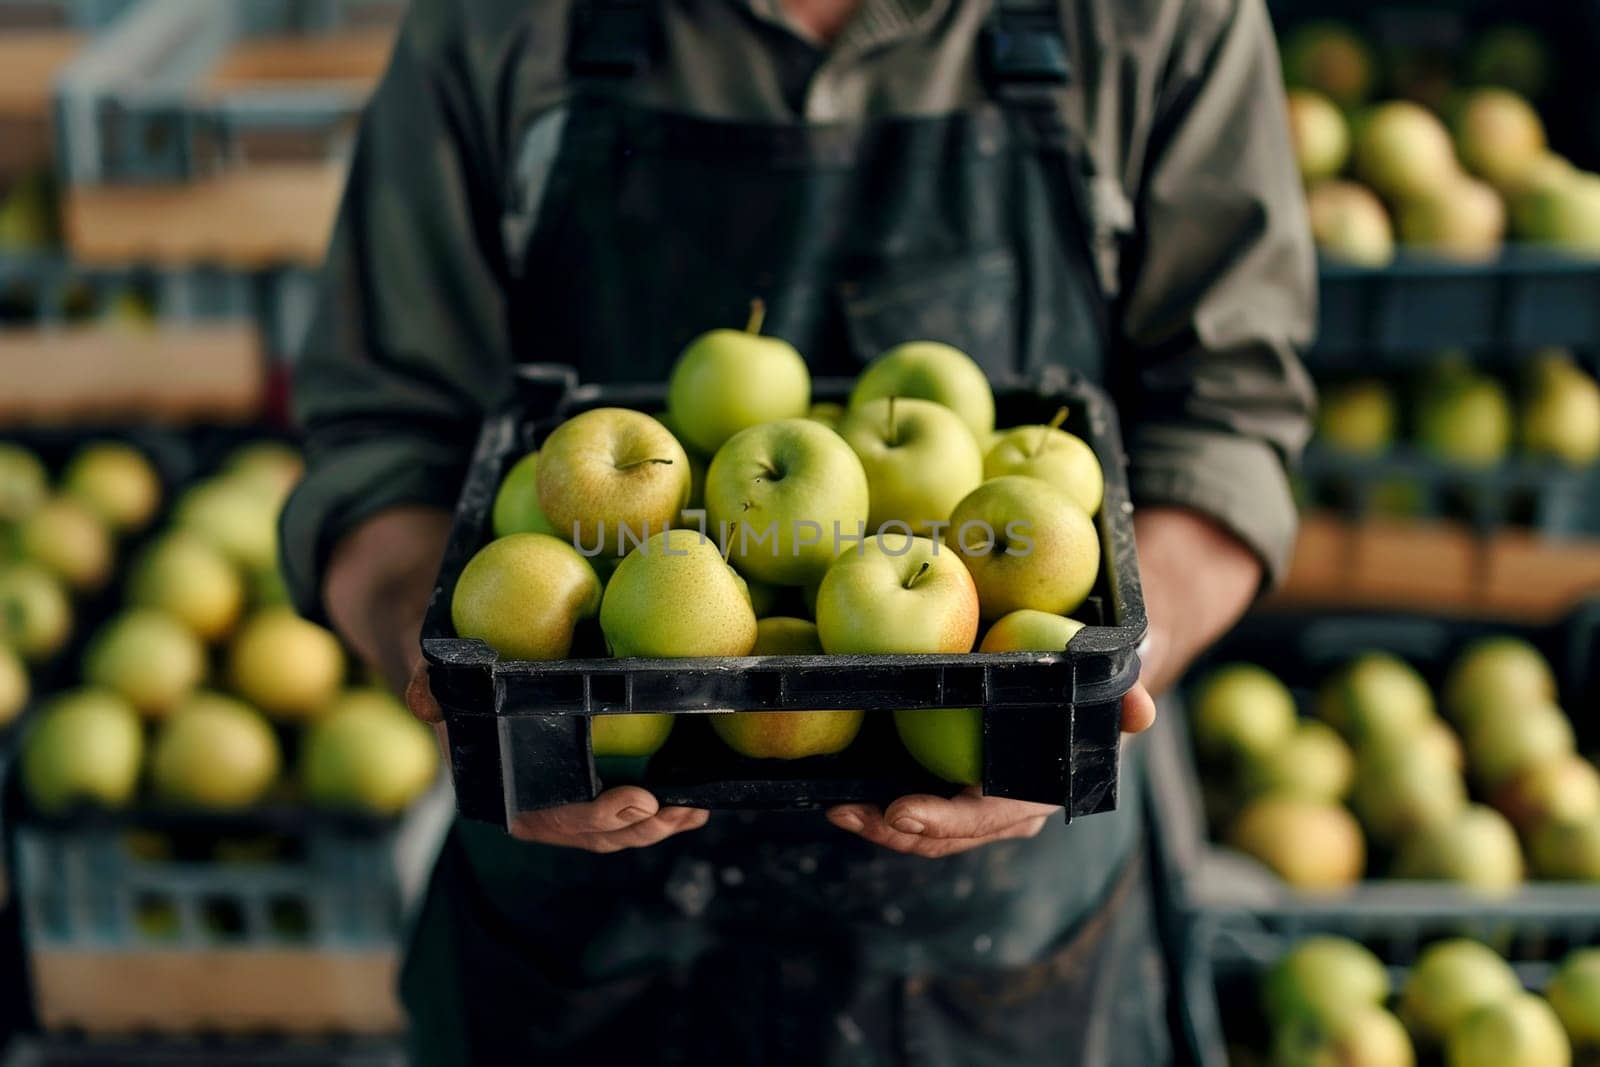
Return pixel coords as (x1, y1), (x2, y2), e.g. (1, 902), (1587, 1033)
(402, 2), (1169, 1063)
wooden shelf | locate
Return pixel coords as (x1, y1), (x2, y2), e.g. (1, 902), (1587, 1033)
(0, 30), (82, 120)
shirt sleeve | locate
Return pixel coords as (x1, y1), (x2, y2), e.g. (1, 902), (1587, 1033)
(279, 0), (523, 623)
(1114, 0), (1318, 589)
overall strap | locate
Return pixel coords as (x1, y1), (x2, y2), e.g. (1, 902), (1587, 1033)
(980, 0), (1073, 98)
(567, 0), (657, 81)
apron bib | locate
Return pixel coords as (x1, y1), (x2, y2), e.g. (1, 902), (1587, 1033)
(405, 2), (1167, 1063)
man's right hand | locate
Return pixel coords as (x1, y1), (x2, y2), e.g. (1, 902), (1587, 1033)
(327, 506), (708, 854)
(404, 655), (709, 851)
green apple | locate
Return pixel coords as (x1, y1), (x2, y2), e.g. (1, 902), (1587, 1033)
(1444, 636), (1556, 728)
(1521, 353), (1600, 466)
(1415, 369), (1513, 468)
(1448, 995), (1571, 1067)
(1318, 380), (1398, 456)
(451, 533), (601, 661)
(1272, 1008), (1414, 1067)
(223, 442), (304, 502)
(0, 644), (27, 725)
(591, 713), (676, 758)
(1288, 88), (1351, 181)
(1398, 175), (1505, 262)
(896, 609), (1087, 787)
(128, 531), (245, 642)
(1308, 180), (1396, 266)
(492, 452), (557, 538)
(1452, 88), (1546, 189)
(228, 608), (346, 721)
(667, 301), (811, 455)
(175, 477), (281, 574)
(0, 562), (72, 662)
(302, 699), (438, 814)
(1466, 700), (1574, 791)
(1400, 939), (1522, 1047)
(1547, 949), (1600, 1050)
(1189, 663), (1298, 766)
(1393, 804), (1524, 891)
(816, 532), (978, 655)
(538, 408), (691, 557)
(1241, 720), (1355, 803)
(838, 397), (983, 537)
(61, 442), (162, 534)
(806, 402), (845, 430)
(983, 409), (1104, 514)
(1263, 936), (1389, 1029)
(1282, 21), (1375, 108)
(1229, 797), (1366, 889)
(151, 692), (281, 809)
(705, 418), (869, 586)
(1466, 25), (1549, 100)
(849, 341), (995, 441)
(600, 528), (757, 659)
(1318, 652), (1435, 749)
(1530, 814), (1600, 880)
(944, 475), (1099, 619)
(1352, 743), (1468, 846)
(0, 444), (47, 523)
(18, 496), (113, 593)
(1495, 755), (1600, 831)
(21, 689), (144, 813)
(85, 609), (206, 719)
(1354, 101), (1460, 202)
(1515, 172), (1600, 253)
(711, 617), (863, 759)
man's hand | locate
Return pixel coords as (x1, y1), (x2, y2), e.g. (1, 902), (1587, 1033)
(827, 506), (1259, 857)
(327, 505), (709, 854)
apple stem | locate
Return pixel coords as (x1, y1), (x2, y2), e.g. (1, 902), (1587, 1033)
(904, 560), (931, 590)
(615, 457), (675, 472)
(745, 299), (766, 336)
(1033, 407), (1069, 457)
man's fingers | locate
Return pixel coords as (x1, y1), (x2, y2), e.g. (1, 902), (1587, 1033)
(512, 786), (659, 839)
(1121, 682), (1157, 735)
(828, 804), (1048, 857)
(583, 807), (710, 853)
(883, 788), (1059, 841)
(404, 661), (444, 724)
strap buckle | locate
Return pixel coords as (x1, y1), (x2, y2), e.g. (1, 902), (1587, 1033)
(981, 0), (1072, 89)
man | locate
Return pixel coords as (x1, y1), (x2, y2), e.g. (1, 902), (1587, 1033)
(282, 0), (1315, 1061)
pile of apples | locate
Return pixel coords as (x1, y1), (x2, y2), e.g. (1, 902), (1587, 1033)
(451, 304), (1108, 784)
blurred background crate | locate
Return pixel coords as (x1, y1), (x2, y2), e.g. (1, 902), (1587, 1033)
(1, 1034), (408, 1066)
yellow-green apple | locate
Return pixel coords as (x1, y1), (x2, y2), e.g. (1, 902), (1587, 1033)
(538, 408), (691, 557)
(1398, 175), (1505, 261)
(223, 442), (304, 501)
(1316, 652), (1434, 748)
(0, 644), (26, 725)
(806, 402), (845, 430)
(1228, 797), (1366, 889)
(1530, 814), (1600, 880)
(1271, 1008), (1414, 1067)
(838, 397), (983, 537)
(1466, 25), (1549, 100)
(228, 608), (345, 721)
(21, 688), (144, 812)
(1190, 663), (1297, 765)
(711, 617), (863, 759)
(705, 418), (869, 586)
(1354, 101), (1459, 201)
(849, 341), (995, 441)
(1308, 180), (1395, 266)
(815, 533), (978, 655)
(174, 477), (280, 574)
(1521, 352), (1600, 466)
(944, 476), (1099, 619)
(127, 531), (245, 642)
(85, 609), (206, 719)
(302, 698), (439, 814)
(1448, 995), (1571, 1067)
(451, 533), (602, 660)
(491, 452), (557, 538)
(894, 609), (1086, 786)
(1515, 171), (1600, 253)
(1399, 939), (1522, 1047)
(1465, 700), (1574, 790)
(1263, 936), (1389, 1029)
(666, 301), (811, 455)
(1351, 743), (1468, 846)
(1547, 949), (1600, 1050)
(1393, 804), (1524, 890)
(983, 410), (1104, 514)
(1495, 755), (1600, 831)
(151, 692), (281, 809)
(1317, 379), (1397, 456)
(1416, 368), (1513, 467)
(1240, 720), (1355, 803)
(61, 442), (162, 534)
(1451, 88), (1546, 189)
(0, 562), (72, 661)
(18, 497), (113, 593)
(0, 444), (46, 522)
(1282, 21), (1375, 108)
(1288, 88), (1351, 181)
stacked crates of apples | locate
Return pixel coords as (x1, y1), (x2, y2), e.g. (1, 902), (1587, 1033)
(1282, 21), (1600, 263)
(1189, 637), (1597, 892)
(1, 439), (437, 820)
(1314, 352), (1600, 476)
(451, 304), (1107, 782)
(1226, 936), (1596, 1067)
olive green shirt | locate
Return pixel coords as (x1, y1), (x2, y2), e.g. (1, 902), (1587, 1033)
(281, 0), (1316, 619)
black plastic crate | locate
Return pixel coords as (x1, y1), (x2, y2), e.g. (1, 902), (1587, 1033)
(0, 1036), (407, 1067)
(1147, 604), (1600, 951)
(422, 364), (1146, 827)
